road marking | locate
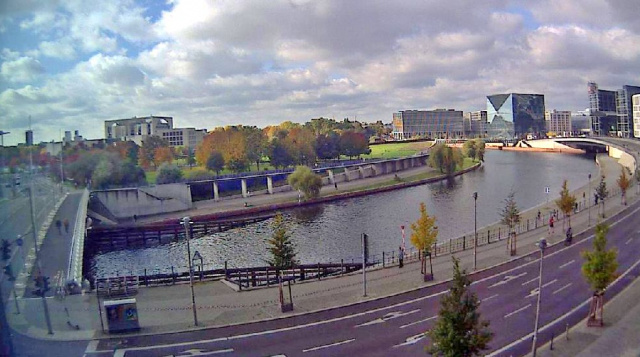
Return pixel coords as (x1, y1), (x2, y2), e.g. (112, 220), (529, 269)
(392, 333), (427, 348)
(161, 348), (233, 356)
(526, 279), (558, 298)
(553, 283), (573, 295)
(626, 237), (633, 245)
(482, 294), (499, 302)
(84, 340), (99, 353)
(302, 339), (355, 353)
(356, 309), (420, 327)
(400, 315), (437, 329)
(504, 304), (532, 318)
(559, 260), (575, 269)
(489, 272), (527, 288)
(522, 277), (538, 286)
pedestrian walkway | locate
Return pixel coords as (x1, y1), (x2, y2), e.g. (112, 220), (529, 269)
(5, 148), (640, 357)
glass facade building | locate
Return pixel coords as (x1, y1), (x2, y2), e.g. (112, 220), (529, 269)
(588, 82), (640, 137)
(486, 93), (546, 139)
(392, 109), (464, 140)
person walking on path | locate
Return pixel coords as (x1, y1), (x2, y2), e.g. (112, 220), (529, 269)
(548, 215), (555, 235)
(63, 219), (69, 233)
(55, 219), (62, 234)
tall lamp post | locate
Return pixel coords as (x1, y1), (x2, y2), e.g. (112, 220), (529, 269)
(588, 173), (592, 226)
(181, 217), (198, 326)
(473, 192), (478, 270)
(532, 237), (547, 357)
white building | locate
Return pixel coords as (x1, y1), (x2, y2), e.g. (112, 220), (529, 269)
(633, 94), (640, 138)
(545, 110), (572, 136)
(104, 116), (207, 149)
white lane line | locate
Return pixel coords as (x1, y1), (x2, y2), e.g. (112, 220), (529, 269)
(553, 283), (573, 295)
(542, 279), (558, 289)
(113, 349), (233, 357)
(559, 260), (575, 269)
(489, 272), (528, 288)
(355, 309), (420, 327)
(392, 333), (427, 348)
(102, 205), (640, 356)
(84, 340), (99, 353)
(522, 277), (538, 286)
(626, 237), (633, 245)
(400, 315), (437, 329)
(504, 304), (532, 318)
(303, 338), (355, 353)
(482, 294), (499, 302)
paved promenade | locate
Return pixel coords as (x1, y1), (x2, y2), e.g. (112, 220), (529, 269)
(5, 147), (640, 356)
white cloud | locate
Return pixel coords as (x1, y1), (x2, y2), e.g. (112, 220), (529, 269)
(0, 56), (44, 82)
(39, 40), (76, 59)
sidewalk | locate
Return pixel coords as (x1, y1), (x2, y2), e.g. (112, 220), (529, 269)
(6, 152), (639, 347)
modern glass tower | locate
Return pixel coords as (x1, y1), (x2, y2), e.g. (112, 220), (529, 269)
(486, 93), (546, 139)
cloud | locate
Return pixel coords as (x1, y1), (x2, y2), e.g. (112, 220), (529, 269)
(1, 56), (44, 82)
(39, 40), (76, 59)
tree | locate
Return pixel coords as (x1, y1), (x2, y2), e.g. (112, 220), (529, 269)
(474, 139), (485, 162)
(315, 132), (341, 161)
(266, 213), (297, 270)
(595, 175), (608, 218)
(139, 136), (169, 169)
(227, 158), (249, 173)
(268, 138), (294, 169)
(184, 168), (216, 181)
(154, 146), (174, 166)
(410, 202), (438, 280)
(463, 140), (477, 161)
(284, 127), (317, 165)
(195, 127), (246, 168)
(429, 144), (463, 177)
(242, 126), (267, 171)
(90, 153), (146, 189)
(581, 222), (618, 326)
(427, 257), (493, 356)
(617, 167), (630, 206)
(500, 190), (520, 256)
(339, 130), (370, 159)
(206, 151), (225, 176)
(156, 163), (183, 184)
(107, 141), (139, 163)
(287, 166), (322, 200)
(555, 179), (577, 229)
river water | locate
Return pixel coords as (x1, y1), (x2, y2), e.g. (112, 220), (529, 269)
(89, 150), (597, 277)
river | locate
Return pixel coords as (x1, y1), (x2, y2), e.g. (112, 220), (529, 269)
(89, 150), (597, 277)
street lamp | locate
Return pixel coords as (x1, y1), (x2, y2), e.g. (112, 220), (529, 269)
(473, 192), (478, 270)
(181, 216), (198, 326)
(588, 173), (592, 226)
(532, 237), (547, 357)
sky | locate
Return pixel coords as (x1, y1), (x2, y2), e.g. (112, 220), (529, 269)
(1, 0), (639, 146)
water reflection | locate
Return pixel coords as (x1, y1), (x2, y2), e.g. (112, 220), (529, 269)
(90, 151), (596, 277)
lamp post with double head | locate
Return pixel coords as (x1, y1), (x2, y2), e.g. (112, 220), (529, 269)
(473, 191), (478, 270)
(181, 216), (198, 326)
(532, 237), (547, 357)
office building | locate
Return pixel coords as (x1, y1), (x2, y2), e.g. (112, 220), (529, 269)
(545, 110), (572, 136)
(617, 85), (640, 137)
(104, 116), (207, 149)
(392, 109), (465, 140)
(588, 82), (640, 137)
(486, 93), (546, 139)
(633, 94), (640, 138)
(466, 110), (488, 138)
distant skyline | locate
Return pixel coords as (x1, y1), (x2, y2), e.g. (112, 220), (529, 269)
(1, 0), (639, 145)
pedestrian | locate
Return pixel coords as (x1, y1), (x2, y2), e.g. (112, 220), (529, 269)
(63, 219), (69, 233)
(537, 210), (541, 222)
(548, 215), (555, 234)
(55, 219), (62, 234)
(565, 226), (573, 246)
(334, 181), (338, 190)
(398, 246), (404, 268)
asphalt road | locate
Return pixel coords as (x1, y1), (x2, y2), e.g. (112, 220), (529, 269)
(77, 197), (640, 357)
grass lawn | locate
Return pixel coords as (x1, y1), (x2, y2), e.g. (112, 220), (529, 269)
(362, 141), (434, 160)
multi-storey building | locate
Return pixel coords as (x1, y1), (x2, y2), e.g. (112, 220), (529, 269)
(392, 109), (464, 140)
(633, 94), (640, 138)
(104, 116), (207, 149)
(588, 82), (640, 137)
(467, 110), (488, 138)
(545, 110), (572, 136)
(486, 93), (546, 139)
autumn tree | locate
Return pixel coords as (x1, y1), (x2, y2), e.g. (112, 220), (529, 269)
(107, 141), (139, 163)
(241, 126), (267, 171)
(288, 165), (322, 200)
(206, 151), (225, 176)
(410, 202), (438, 280)
(156, 163), (183, 184)
(555, 179), (577, 229)
(139, 136), (169, 169)
(284, 127), (317, 165)
(595, 175), (608, 218)
(195, 127), (246, 169)
(315, 132), (341, 160)
(267, 213), (297, 270)
(500, 190), (520, 256)
(617, 167), (630, 206)
(154, 146), (174, 166)
(581, 222), (618, 326)
(339, 130), (371, 159)
(427, 257), (493, 356)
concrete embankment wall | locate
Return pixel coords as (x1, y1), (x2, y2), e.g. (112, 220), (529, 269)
(93, 184), (193, 219)
(608, 146), (636, 174)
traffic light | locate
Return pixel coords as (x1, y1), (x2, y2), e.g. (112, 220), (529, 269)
(1, 239), (10, 261)
(42, 276), (51, 294)
(3, 265), (15, 281)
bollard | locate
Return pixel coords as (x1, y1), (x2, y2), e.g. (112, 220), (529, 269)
(340, 259), (344, 275)
(171, 266), (175, 284)
(487, 230), (490, 244)
(224, 261), (228, 278)
(382, 252), (385, 268)
(565, 323), (569, 340)
(527, 219), (530, 231)
(463, 235), (466, 250)
(317, 263), (321, 281)
(550, 333), (554, 350)
(498, 227), (501, 240)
